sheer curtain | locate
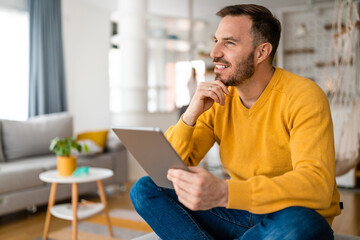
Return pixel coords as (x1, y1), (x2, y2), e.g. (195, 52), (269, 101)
(0, 7), (29, 120)
(28, 0), (67, 117)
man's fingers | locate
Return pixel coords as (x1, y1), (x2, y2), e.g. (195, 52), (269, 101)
(182, 80), (229, 125)
(168, 167), (207, 194)
(211, 85), (226, 105)
(199, 82), (228, 105)
(199, 85), (223, 105)
(177, 191), (202, 210)
(172, 175), (200, 194)
(172, 179), (203, 210)
(214, 80), (230, 95)
(168, 169), (197, 185)
(203, 80), (229, 96)
(169, 166), (228, 210)
(168, 167), (208, 182)
(198, 88), (217, 102)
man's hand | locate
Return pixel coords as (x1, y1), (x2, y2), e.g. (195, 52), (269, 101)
(167, 166), (228, 211)
(183, 81), (229, 126)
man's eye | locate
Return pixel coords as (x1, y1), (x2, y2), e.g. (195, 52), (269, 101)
(225, 41), (234, 46)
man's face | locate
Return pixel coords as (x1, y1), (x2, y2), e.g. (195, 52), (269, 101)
(211, 15), (255, 86)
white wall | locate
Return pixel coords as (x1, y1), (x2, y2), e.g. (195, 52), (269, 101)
(62, 0), (111, 134)
(0, 0), (27, 11)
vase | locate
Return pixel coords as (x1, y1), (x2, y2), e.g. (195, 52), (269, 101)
(57, 156), (77, 176)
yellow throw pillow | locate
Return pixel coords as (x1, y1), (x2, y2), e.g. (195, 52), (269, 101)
(76, 130), (109, 151)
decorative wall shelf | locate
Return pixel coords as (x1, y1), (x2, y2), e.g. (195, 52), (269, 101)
(284, 48), (315, 55)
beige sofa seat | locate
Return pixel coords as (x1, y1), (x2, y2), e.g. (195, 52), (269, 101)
(0, 165), (45, 195)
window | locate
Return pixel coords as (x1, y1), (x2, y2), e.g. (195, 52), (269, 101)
(174, 60), (205, 109)
(0, 7), (29, 120)
(109, 48), (122, 113)
(147, 59), (205, 113)
(109, 45), (206, 113)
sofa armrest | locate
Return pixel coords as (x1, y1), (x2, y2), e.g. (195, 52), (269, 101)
(104, 131), (128, 183)
(106, 131), (125, 153)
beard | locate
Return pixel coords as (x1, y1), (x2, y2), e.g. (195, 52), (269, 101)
(214, 50), (255, 86)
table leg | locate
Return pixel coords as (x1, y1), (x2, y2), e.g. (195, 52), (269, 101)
(43, 183), (57, 240)
(72, 183), (78, 240)
(97, 180), (114, 237)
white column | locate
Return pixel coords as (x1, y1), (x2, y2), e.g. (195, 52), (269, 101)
(118, 0), (148, 112)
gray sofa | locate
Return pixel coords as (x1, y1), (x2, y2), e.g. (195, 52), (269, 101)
(0, 112), (127, 216)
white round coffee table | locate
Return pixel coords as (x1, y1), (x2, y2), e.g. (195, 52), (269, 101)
(39, 167), (114, 240)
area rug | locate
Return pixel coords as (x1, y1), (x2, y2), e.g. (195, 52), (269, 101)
(34, 209), (152, 240)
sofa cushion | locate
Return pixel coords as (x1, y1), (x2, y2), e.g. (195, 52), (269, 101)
(77, 153), (114, 169)
(77, 130), (109, 150)
(0, 165), (45, 194)
(2, 112), (73, 161)
(0, 121), (5, 162)
(72, 139), (103, 156)
(0, 155), (58, 171)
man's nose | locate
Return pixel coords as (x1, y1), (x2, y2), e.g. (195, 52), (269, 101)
(210, 43), (223, 60)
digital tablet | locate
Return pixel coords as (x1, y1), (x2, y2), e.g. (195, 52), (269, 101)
(112, 127), (189, 189)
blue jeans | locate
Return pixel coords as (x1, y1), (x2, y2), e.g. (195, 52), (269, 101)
(130, 176), (334, 240)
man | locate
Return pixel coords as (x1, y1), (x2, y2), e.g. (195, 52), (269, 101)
(130, 4), (341, 240)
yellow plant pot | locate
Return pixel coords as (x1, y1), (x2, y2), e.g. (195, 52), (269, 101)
(57, 156), (77, 177)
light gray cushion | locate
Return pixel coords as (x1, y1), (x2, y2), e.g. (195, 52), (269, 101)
(71, 140), (102, 156)
(0, 121), (6, 162)
(0, 155), (58, 171)
(0, 165), (45, 194)
(2, 112), (73, 161)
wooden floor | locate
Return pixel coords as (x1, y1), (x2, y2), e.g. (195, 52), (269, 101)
(0, 182), (359, 239)
(332, 187), (360, 236)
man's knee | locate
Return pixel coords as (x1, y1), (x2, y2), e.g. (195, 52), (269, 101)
(130, 176), (157, 211)
(267, 206), (333, 240)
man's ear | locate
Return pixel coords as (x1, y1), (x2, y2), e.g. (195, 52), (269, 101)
(255, 43), (272, 64)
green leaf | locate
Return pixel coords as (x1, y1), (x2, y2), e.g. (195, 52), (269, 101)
(84, 144), (89, 153)
(49, 136), (85, 156)
(49, 138), (59, 151)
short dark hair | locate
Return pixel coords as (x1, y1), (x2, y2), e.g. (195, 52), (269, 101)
(217, 4), (281, 63)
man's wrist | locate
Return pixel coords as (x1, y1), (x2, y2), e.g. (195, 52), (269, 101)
(182, 112), (197, 126)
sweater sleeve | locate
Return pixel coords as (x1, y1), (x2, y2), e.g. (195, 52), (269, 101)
(226, 86), (337, 216)
(165, 110), (216, 166)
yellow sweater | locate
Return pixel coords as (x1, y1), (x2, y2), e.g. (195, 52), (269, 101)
(165, 68), (341, 226)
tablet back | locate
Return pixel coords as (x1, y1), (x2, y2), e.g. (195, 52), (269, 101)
(112, 127), (189, 189)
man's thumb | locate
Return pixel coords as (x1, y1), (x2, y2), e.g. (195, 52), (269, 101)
(188, 166), (205, 173)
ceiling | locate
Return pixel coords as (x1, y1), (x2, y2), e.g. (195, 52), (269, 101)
(82, 0), (335, 36)
(0, 0), (336, 18)
(82, 0), (335, 19)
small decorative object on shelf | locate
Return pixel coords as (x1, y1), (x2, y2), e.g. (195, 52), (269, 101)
(49, 137), (89, 177)
(284, 48), (315, 55)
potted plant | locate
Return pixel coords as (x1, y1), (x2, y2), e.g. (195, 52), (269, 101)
(49, 137), (89, 176)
